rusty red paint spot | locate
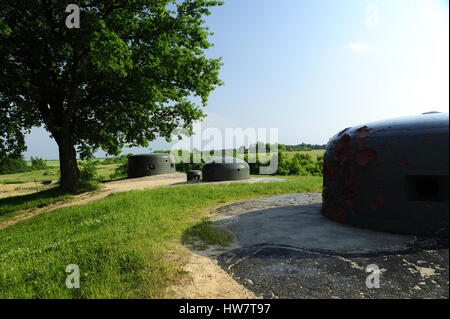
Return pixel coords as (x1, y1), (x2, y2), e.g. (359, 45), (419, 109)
(345, 173), (356, 185)
(333, 134), (354, 165)
(397, 159), (408, 166)
(323, 175), (329, 187)
(423, 138), (435, 144)
(326, 207), (346, 223)
(325, 207), (335, 218)
(341, 185), (359, 206)
(356, 148), (377, 166)
(357, 136), (369, 147)
(370, 203), (378, 211)
(326, 164), (338, 178)
(376, 194), (385, 204)
(336, 206), (345, 219)
(328, 197), (335, 206)
(354, 126), (373, 137)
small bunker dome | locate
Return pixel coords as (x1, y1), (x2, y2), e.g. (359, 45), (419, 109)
(127, 153), (176, 178)
(322, 112), (449, 237)
(202, 156), (250, 182)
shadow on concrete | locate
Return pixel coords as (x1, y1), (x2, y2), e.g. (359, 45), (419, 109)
(211, 203), (435, 254)
(182, 198), (449, 298)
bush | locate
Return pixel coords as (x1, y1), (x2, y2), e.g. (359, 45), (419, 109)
(79, 159), (98, 181)
(275, 151), (322, 176)
(101, 156), (128, 165)
(30, 157), (47, 170)
(174, 152), (205, 173)
(0, 155), (30, 174)
(110, 162), (128, 179)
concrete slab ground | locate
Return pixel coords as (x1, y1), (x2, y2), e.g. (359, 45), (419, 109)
(214, 193), (418, 254)
(195, 193), (448, 298)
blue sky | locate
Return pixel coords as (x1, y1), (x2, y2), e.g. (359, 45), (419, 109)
(25, 0), (449, 159)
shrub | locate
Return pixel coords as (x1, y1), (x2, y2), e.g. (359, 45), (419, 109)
(30, 157), (47, 170)
(273, 151), (323, 176)
(0, 155), (30, 174)
(79, 159), (98, 181)
(110, 162), (128, 179)
(101, 156), (128, 165)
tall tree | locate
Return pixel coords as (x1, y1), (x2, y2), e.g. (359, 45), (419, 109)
(0, 0), (223, 189)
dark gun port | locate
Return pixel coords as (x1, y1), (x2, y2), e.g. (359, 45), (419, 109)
(406, 175), (449, 202)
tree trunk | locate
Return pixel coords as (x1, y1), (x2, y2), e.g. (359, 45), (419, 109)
(57, 133), (80, 190)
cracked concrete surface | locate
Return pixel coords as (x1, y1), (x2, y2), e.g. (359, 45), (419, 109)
(187, 193), (449, 299)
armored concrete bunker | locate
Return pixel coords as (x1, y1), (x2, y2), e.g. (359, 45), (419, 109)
(187, 170), (202, 181)
(202, 156), (250, 182)
(127, 153), (176, 178)
(322, 112), (449, 237)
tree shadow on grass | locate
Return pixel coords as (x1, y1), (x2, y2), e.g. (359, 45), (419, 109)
(182, 218), (234, 251)
(0, 181), (99, 217)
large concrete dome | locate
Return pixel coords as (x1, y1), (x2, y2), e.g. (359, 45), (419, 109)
(202, 156), (250, 182)
(322, 112), (449, 237)
(127, 153), (176, 178)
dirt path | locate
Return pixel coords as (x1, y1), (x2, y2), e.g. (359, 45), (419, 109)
(168, 245), (259, 299)
(0, 182), (51, 199)
(0, 174), (186, 229)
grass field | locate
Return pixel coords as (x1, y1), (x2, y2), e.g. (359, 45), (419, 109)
(0, 167), (60, 185)
(0, 176), (322, 298)
(0, 162), (121, 186)
(0, 181), (100, 222)
(284, 149), (325, 161)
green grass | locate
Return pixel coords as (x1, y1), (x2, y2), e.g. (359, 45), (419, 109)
(0, 167), (60, 184)
(284, 149), (325, 161)
(96, 163), (121, 181)
(0, 163), (120, 185)
(0, 176), (322, 298)
(42, 160), (60, 167)
(0, 181), (100, 222)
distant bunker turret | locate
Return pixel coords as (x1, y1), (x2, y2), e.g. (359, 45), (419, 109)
(202, 157), (250, 182)
(127, 153), (176, 178)
(322, 112), (449, 237)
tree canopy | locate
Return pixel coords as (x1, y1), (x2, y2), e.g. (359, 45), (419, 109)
(0, 0), (223, 188)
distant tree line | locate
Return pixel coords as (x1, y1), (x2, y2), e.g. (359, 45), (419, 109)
(153, 147), (324, 177)
(277, 143), (326, 152)
(0, 155), (47, 174)
(173, 142), (326, 155)
(1, 142), (325, 178)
